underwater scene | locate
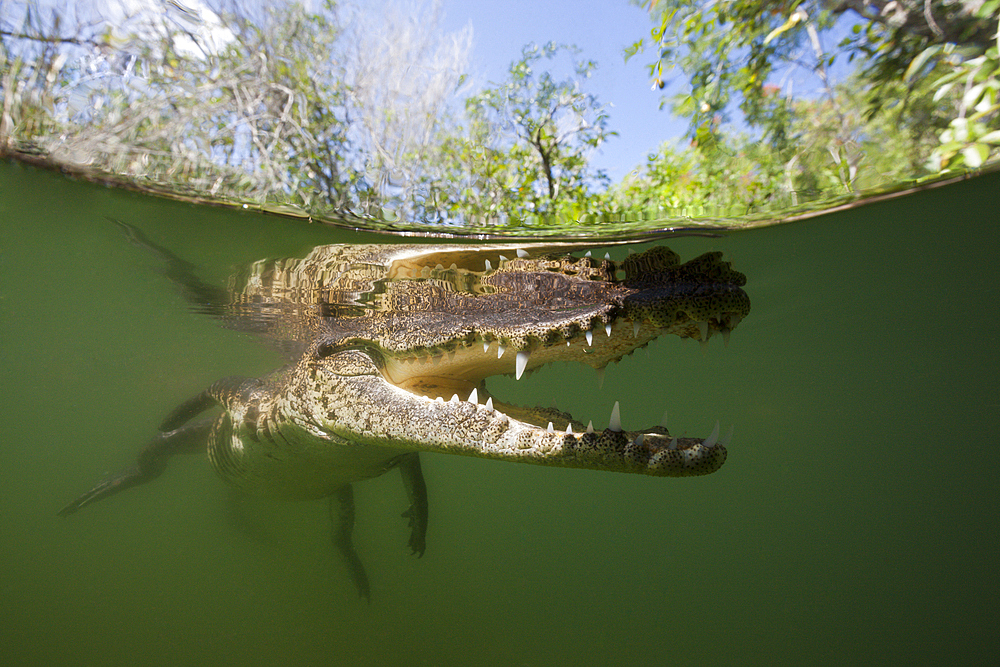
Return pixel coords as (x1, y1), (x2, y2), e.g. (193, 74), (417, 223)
(1, 161), (998, 666)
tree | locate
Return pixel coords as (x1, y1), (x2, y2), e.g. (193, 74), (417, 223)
(622, 0), (998, 209)
(0, 0), (476, 219)
(459, 42), (615, 218)
(629, 0), (994, 135)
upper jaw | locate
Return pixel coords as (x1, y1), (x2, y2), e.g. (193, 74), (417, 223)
(376, 245), (750, 396)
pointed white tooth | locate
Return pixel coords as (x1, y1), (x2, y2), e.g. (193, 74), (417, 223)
(585, 330), (593, 346)
(448, 349), (457, 361)
(485, 397), (494, 411)
(450, 394), (459, 403)
(449, 263), (458, 270)
(634, 433), (645, 447)
(719, 425), (734, 448)
(515, 350), (530, 380)
(604, 252), (611, 260)
(436, 263), (444, 270)
(605, 322), (612, 337)
(566, 339), (571, 346)
(516, 248), (528, 258)
(484, 341), (490, 353)
(585, 250), (592, 258)
(565, 424), (573, 435)
(667, 437), (678, 450)
(498, 254), (508, 262)
(484, 259), (492, 271)
(609, 401), (621, 432)
(703, 421), (720, 448)
(498, 344), (506, 359)
(586, 420), (594, 434)
(468, 388), (479, 404)
(595, 365), (606, 389)
(633, 320), (640, 337)
(660, 411), (668, 428)
(547, 422), (554, 433)
(722, 328), (731, 347)
(699, 321), (709, 341)
(435, 396), (444, 402)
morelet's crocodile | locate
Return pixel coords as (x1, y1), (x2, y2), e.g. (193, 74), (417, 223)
(60, 225), (750, 599)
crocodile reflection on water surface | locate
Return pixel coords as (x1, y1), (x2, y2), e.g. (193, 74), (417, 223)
(60, 226), (751, 598)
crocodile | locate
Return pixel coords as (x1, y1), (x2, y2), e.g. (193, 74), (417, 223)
(59, 226), (750, 599)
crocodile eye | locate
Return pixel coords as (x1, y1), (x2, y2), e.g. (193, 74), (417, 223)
(316, 343), (336, 359)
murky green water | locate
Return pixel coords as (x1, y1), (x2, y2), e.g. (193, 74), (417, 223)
(1, 161), (997, 666)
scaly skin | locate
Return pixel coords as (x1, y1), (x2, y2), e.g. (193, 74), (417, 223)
(60, 234), (749, 598)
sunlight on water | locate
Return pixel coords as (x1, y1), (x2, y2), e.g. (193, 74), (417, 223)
(1, 161), (997, 666)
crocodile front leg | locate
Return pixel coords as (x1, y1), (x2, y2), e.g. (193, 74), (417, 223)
(397, 453), (427, 557)
(59, 376), (261, 516)
(329, 484), (370, 601)
(58, 419), (213, 516)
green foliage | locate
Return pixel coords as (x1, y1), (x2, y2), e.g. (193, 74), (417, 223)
(617, 0), (998, 219)
(410, 42), (615, 224)
(919, 15), (1000, 169)
(604, 62), (959, 217)
(463, 43), (614, 216)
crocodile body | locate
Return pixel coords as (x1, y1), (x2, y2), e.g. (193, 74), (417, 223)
(60, 229), (750, 598)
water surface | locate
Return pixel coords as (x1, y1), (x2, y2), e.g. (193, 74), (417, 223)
(1, 161), (997, 666)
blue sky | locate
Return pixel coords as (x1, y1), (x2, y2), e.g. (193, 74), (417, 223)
(436, 0), (688, 182)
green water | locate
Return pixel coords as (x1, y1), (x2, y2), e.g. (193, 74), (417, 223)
(1, 161), (997, 666)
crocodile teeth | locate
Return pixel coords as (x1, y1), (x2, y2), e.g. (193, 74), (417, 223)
(468, 388), (479, 404)
(485, 397), (494, 411)
(633, 321), (640, 337)
(699, 321), (710, 341)
(667, 437), (678, 450)
(604, 252), (611, 260)
(483, 341), (490, 353)
(605, 322), (612, 337)
(498, 344), (506, 359)
(585, 251), (592, 258)
(585, 330), (593, 346)
(595, 366), (606, 389)
(435, 396), (444, 402)
(515, 350), (530, 380)
(547, 422), (554, 433)
(609, 401), (622, 432)
(720, 425), (734, 447)
(450, 394), (460, 403)
(703, 421), (720, 448)
(516, 248), (528, 258)
(586, 420), (594, 434)
(634, 433), (645, 447)
(565, 424), (573, 435)
(484, 259), (492, 271)
(498, 254), (508, 262)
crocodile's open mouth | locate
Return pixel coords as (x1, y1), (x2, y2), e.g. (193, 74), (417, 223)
(366, 244), (750, 439)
